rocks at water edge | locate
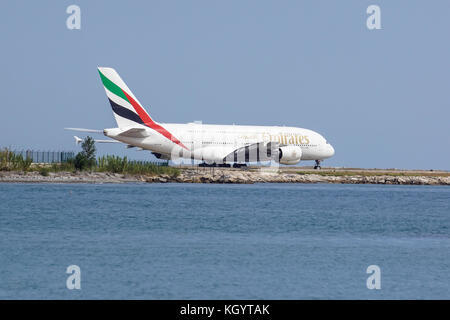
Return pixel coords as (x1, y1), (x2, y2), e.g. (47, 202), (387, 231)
(0, 169), (449, 185)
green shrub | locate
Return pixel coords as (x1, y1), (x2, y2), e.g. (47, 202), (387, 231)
(0, 148), (32, 171)
(97, 155), (178, 176)
(74, 152), (88, 170)
(39, 167), (50, 176)
(50, 161), (75, 172)
(97, 155), (127, 173)
(19, 156), (32, 171)
(1, 146), (179, 177)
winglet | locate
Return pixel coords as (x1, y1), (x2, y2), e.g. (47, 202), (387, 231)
(74, 136), (83, 145)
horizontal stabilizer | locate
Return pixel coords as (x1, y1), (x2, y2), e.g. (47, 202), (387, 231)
(65, 127), (103, 133)
(74, 135), (120, 145)
(118, 127), (149, 138)
(93, 139), (121, 144)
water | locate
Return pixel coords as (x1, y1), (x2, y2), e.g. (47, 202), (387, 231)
(0, 183), (449, 299)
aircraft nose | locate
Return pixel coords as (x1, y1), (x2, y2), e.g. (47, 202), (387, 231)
(327, 144), (335, 157)
(330, 144), (335, 156)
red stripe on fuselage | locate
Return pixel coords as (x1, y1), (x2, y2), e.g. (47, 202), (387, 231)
(121, 90), (189, 150)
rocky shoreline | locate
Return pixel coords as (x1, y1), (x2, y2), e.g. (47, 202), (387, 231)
(1, 169), (449, 185)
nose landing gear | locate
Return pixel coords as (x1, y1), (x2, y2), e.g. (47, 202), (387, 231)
(314, 160), (322, 170)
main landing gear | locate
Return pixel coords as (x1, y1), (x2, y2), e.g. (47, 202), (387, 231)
(198, 162), (248, 169)
(314, 160), (322, 170)
(198, 163), (231, 168)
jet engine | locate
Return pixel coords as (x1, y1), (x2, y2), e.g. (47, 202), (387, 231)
(278, 146), (302, 165)
(152, 152), (171, 160)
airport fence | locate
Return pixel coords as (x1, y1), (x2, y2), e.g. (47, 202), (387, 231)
(11, 150), (75, 163)
(6, 149), (169, 166)
(128, 160), (168, 167)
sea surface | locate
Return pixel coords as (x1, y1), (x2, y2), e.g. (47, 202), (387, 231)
(0, 183), (449, 299)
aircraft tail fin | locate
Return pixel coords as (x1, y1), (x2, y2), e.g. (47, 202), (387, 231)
(97, 67), (154, 128)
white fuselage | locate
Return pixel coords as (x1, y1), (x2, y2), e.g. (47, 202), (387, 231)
(104, 122), (335, 165)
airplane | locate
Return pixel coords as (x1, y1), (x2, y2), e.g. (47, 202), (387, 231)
(66, 67), (335, 169)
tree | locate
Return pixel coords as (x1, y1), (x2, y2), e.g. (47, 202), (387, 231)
(74, 136), (96, 170)
(81, 136), (96, 168)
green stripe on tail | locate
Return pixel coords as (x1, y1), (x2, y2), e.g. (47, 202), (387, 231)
(98, 69), (129, 102)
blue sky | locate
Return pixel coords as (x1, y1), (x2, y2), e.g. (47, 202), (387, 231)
(0, 1), (449, 169)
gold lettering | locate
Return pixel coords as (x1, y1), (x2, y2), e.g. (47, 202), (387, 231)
(288, 135), (295, 145)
